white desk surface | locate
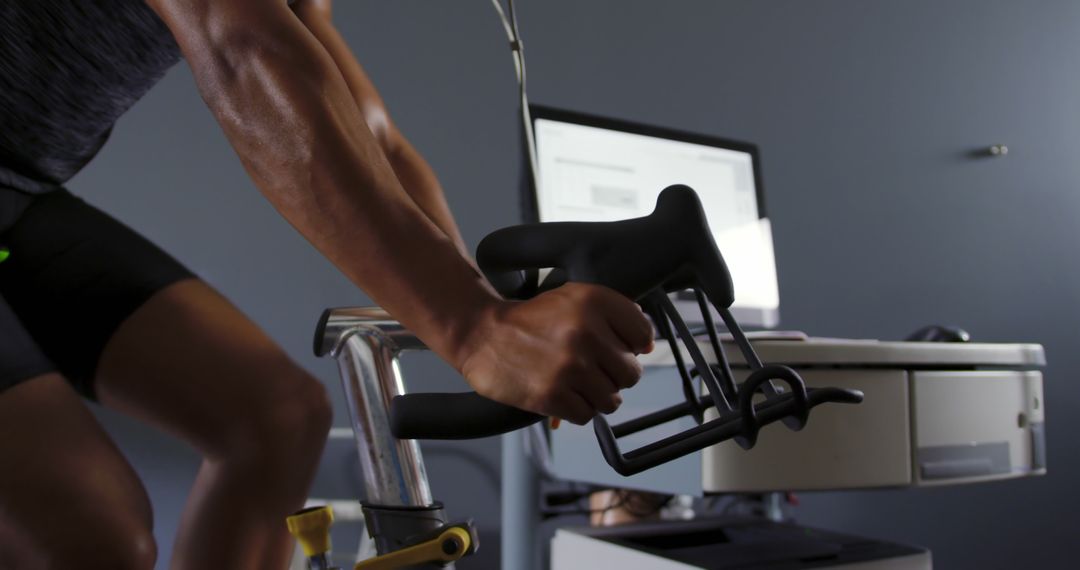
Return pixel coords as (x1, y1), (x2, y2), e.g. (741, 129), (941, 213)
(639, 336), (1046, 368)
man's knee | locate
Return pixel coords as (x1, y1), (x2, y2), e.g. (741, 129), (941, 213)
(218, 364), (333, 463)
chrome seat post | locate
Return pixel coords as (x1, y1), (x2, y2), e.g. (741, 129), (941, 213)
(314, 307), (433, 507)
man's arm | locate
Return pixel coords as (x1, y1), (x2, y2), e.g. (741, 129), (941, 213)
(146, 0), (652, 424)
(289, 0), (470, 258)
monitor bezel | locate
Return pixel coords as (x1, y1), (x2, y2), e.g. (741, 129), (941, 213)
(527, 104), (768, 225)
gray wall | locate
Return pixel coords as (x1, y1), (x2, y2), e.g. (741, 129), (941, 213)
(72, 1), (1079, 568)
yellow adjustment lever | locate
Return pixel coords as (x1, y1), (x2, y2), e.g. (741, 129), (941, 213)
(287, 506), (335, 558)
(354, 526), (472, 570)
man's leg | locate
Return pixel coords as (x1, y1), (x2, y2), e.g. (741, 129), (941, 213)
(1, 188), (330, 568)
(0, 374), (156, 570)
(95, 279), (332, 570)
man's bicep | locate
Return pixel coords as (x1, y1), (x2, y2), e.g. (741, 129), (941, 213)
(146, 0), (381, 201)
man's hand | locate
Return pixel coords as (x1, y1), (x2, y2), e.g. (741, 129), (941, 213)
(457, 283), (655, 425)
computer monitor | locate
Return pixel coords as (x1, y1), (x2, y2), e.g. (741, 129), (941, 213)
(529, 105), (780, 328)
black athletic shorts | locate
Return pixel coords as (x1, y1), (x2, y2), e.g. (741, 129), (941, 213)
(0, 187), (194, 399)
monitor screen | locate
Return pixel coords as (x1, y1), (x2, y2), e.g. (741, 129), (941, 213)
(531, 107), (780, 327)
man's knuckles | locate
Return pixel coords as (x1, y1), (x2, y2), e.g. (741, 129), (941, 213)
(527, 388), (561, 416)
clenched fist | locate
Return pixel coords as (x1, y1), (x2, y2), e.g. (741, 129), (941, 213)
(457, 283), (655, 425)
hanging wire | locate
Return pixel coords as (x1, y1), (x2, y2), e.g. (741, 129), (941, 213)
(488, 0), (541, 194)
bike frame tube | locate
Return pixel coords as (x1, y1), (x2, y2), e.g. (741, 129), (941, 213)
(319, 307), (541, 569)
(315, 307), (433, 507)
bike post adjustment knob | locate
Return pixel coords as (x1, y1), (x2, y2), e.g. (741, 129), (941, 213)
(287, 506), (335, 562)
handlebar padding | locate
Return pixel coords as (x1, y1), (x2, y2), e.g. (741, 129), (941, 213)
(390, 393), (544, 440)
(477, 185), (734, 306)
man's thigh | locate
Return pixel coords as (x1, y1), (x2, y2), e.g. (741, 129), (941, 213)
(0, 188), (194, 400)
(94, 278), (330, 459)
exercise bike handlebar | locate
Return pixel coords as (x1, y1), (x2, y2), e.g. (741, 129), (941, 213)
(309, 187), (863, 565)
(389, 185), (734, 440)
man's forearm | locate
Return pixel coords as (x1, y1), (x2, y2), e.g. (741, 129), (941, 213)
(151, 0), (498, 365)
(384, 137), (470, 258)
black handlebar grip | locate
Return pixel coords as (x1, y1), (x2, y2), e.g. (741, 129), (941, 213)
(390, 393), (544, 440)
(477, 185), (734, 305)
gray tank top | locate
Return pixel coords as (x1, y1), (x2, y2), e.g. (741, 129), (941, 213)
(0, 1), (184, 193)
(1, 1), (300, 194)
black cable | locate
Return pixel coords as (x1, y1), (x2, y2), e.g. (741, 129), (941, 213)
(488, 0), (540, 194)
